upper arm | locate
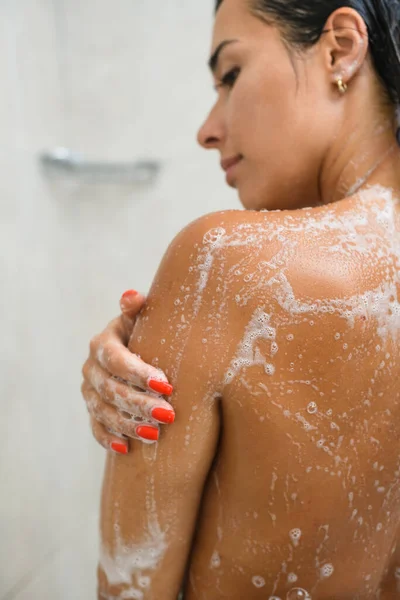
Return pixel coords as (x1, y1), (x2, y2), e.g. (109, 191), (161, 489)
(97, 211), (238, 599)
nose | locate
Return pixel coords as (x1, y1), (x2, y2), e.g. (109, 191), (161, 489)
(196, 104), (225, 151)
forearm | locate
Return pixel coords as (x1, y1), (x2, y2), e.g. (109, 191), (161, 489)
(96, 445), (203, 600)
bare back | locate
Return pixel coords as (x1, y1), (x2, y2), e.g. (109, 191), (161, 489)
(184, 186), (400, 600)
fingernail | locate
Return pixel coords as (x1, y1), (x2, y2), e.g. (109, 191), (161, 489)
(136, 426), (159, 441)
(151, 407), (175, 424)
(121, 290), (138, 302)
(111, 441), (128, 455)
(148, 379), (173, 396)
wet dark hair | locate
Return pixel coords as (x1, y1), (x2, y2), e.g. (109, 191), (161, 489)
(215, 0), (400, 108)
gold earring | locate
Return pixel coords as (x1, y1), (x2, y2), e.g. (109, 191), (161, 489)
(336, 78), (347, 94)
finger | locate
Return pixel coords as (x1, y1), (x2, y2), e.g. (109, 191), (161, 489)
(88, 326), (174, 397)
(119, 290), (146, 319)
(90, 414), (129, 455)
(121, 312), (135, 341)
(86, 387), (160, 443)
(82, 363), (175, 424)
(120, 290), (146, 341)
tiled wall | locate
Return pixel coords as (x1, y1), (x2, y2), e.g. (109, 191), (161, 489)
(1, 0), (239, 597)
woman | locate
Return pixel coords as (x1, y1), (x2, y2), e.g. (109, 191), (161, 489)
(81, 0), (400, 598)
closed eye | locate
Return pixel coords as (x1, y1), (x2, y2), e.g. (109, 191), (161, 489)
(215, 67), (240, 91)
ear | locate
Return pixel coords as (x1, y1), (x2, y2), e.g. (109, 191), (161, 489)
(321, 7), (369, 86)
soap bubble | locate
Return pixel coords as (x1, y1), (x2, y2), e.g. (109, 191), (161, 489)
(307, 402), (318, 414)
(203, 227), (226, 245)
(289, 528), (302, 546)
(252, 575), (266, 588)
(210, 551), (220, 568)
(138, 576), (150, 588)
(286, 588), (311, 600)
(320, 563), (334, 579)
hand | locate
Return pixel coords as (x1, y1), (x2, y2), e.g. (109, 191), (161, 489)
(81, 290), (175, 454)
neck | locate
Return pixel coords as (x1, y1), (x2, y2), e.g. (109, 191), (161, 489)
(318, 107), (400, 206)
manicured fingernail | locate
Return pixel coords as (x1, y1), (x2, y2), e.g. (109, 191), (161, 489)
(136, 426), (159, 441)
(121, 290), (138, 302)
(151, 407), (175, 424)
(148, 379), (173, 396)
(111, 441), (128, 455)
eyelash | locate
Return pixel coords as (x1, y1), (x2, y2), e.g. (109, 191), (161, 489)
(217, 67), (240, 90)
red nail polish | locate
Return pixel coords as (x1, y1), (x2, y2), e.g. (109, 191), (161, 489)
(151, 407), (175, 424)
(111, 441), (128, 455)
(121, 290), (138, 301)
(136, 426), (159, 441)
(148, 379), (173, 396)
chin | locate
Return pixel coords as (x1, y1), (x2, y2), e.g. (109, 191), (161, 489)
(238, 187), (268, 212)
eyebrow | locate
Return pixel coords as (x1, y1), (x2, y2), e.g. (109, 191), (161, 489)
(208, 39), (240, 75)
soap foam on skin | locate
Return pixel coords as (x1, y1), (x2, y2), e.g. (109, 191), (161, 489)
(105, 185), (400, 598)
(209, 185), (399, 571)
(99, 517), (166, 594)
(99, 456), (167, 598)
(224, 307), (276, 385)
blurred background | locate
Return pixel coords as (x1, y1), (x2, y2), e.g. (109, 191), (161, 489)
(0, 0), (239, 597)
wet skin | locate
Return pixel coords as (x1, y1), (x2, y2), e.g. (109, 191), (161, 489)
(98, 185), (400, 600)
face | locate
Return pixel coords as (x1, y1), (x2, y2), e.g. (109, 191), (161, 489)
(196, 0), (338, 211)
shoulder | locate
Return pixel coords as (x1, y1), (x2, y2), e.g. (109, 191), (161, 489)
(149, 209), (264, 296)
(131, 210), (248, 362)
(162, 209), (246, 257)
(165, 207), (289, 253)
(161, 208), (289, 271)
(131, 209), (288, 386)
(155, 206), (351, 311)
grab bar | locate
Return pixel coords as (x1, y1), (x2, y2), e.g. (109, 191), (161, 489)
(39, 147), (161, 184)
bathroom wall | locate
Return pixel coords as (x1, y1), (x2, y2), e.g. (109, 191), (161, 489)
(0, 1), (238, 597)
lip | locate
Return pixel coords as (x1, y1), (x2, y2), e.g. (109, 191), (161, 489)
(221, 155), (242, 172)
(224, 157), (242, 185)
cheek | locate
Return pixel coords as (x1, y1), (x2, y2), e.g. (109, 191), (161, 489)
(230, 69), (296, 160)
